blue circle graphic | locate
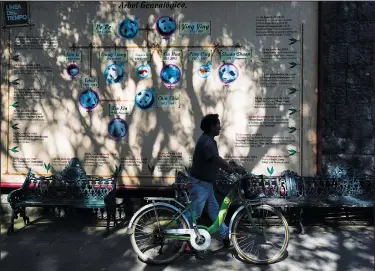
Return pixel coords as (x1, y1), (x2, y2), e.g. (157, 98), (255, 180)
(136, 64), (150, 79)
(156, 16), (177, 37)
(104, 64), (125, 84)
(108, 118), (128, 140)
(79, 89), (100, 111)
(135, 89), (155, 110)
(198, 64), (211, 78)
(160, 64), (181, 85)
(218, 63), (239, 85)
(118, 18), (139, 40)
(66, 63), (79, 78)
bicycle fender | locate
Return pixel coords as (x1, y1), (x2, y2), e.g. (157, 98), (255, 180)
(126, 202), (190, 235)
(228, 205), (246, 238)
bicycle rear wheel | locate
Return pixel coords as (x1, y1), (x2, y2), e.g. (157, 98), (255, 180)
(231, 204), (289, 264)
(130, 205), (189, 265)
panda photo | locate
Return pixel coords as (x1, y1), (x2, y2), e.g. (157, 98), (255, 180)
(104, 64), (125, 84)
(66, 63), (79, 78)
(118, 18), (139, 40)
(108, 118), (128, 139)
(156, 16), (177, 37)
(218, 63), (239, 84)
(160, 64), (181, 85)
(135, 88), (155, 110)
(79, 89), (99, 110)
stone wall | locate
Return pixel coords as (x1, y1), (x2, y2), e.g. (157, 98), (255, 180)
(321, 2), (375, 176)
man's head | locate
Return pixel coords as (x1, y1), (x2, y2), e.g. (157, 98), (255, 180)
(200, 114), (221, 137)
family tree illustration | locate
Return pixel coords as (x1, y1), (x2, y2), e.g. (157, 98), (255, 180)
(68, 16), (249, 143)
(5, 9), (305, 183)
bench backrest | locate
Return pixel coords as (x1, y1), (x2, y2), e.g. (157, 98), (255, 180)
(215, 170), (375, 200)
(21, 169), (117, 201)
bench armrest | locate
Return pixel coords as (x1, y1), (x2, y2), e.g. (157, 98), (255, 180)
(7, 168), (34, 207)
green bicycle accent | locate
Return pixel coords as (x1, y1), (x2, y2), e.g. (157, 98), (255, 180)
(128, 170), (290, 265)
(206, 196), (231, 235)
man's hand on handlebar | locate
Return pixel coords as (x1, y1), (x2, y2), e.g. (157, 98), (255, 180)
(227, 160), (246, 174)
(234, 165), (246, 174)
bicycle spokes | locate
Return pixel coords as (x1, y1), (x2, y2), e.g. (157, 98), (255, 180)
(232, 205), (289, 264)
(131, 206), (188, 264)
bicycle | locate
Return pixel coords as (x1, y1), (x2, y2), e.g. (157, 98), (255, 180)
(126, 167), (289, 265)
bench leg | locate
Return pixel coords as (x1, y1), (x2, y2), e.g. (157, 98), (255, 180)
(105, 207), (110, 234)
(21, 207), (30, 226)
(7, 209), (16, 235)
(113, 208), (117, 226)
(298, 207), (305, 235)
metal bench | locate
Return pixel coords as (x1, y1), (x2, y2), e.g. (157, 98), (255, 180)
(219, 169), (374, 233)
(174, 168), (375, 234)
(7, 158), (121, 235)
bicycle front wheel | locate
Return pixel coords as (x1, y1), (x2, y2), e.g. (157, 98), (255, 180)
(231, 204), (289, 264)
(130, 205), (189, 265)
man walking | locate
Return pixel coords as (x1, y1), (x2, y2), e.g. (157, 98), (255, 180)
(187, 113), (244, 249)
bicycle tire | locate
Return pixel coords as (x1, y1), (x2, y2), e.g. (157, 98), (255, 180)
(231, 204), (289, 264)
(130, 205), (189, 265)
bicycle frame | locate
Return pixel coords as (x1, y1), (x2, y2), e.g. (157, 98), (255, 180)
(158, 177), (262, 241)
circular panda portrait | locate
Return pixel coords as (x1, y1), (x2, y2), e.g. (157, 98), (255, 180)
(135, 88), (155, 110)
(79, 89), (100, 111)
(104, 64), (125, 84)
(156, 16), (177, 38)
(160, 64), (181, 85)
(136, 64), (151, 79)
(218, 63), (239, 85)
(198, 64), (211, 78)
(66, 63), (79, 79)
(108, 118), (128, 140)
(118, 18), (139, 40)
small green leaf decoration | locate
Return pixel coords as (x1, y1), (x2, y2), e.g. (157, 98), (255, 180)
(11, 123), (19, 130)
(11, 102), (19, 108)
(289, 38), (298, 45)
(288, 149), (297, 156)
(44, 163), (51, 173)
(10, 78), (20, 85)
(288, 87), (298, 94)
(10, 146), (19, 153)
(267, 167), (274, 176)
(289, 62), (298, 69)
(288, 127), (297, 133)
(288, 108), (297, 115)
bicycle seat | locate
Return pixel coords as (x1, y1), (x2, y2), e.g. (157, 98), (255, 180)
(171, 183), (195, 191)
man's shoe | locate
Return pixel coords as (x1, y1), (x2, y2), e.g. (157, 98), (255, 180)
(223, 238), (233, 248)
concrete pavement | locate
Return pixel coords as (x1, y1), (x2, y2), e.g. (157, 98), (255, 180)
(1, 209), (374, 271)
